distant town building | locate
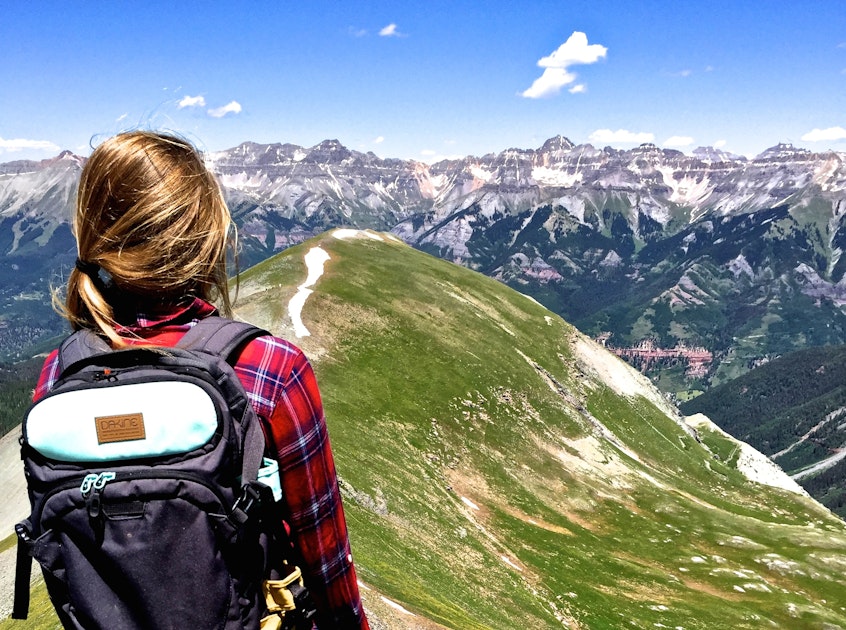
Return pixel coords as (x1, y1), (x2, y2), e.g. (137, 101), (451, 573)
(599, 336), (713, 378)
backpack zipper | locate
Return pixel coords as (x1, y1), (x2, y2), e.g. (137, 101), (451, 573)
(30, 469), (234, 537)
(80, 472), (116, 518)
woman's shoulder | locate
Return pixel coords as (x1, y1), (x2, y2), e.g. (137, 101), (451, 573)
(235, 331), (312, 378)
(33, 349), (60, 402)
(243, 330), (306, 358)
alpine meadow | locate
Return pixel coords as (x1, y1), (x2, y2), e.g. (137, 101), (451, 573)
(5, 230), (844, 628)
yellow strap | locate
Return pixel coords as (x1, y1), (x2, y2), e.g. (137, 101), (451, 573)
(277, 565), (304, 589)
(263, 567), (304, 614)
(260, 614), (283, 630)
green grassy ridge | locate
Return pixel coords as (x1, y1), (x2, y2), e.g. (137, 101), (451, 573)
(233, 230), (846, 628)
(6, 231), (846, 628)
(0, 582), (61, 630)
(0, 533), (60, 630)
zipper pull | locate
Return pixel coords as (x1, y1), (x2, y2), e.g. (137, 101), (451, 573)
(82, 472), (116, 519)
(80, 474), (99, 497)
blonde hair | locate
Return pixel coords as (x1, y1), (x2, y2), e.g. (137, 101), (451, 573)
(60, 131), (235, 345)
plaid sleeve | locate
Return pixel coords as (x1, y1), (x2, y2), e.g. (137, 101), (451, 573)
(234, 337), (369, 629)
(32, 349), (60, 402)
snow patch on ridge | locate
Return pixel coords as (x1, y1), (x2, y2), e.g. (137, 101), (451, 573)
(686, 414), (808, 496)
(532, 166), (582, 187)
(469, 165), (493, 182)
(656, 166), (714, 206)
(461, 496), (480, 511)
(217, 171), (268, 189)
(501, 555), (522, 571)
(288, 247), (330, 338)
(333, 228), (384, 241)
(380, 596), (415, 616)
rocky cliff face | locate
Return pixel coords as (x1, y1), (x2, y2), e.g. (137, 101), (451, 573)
(2, 137), (845, 387)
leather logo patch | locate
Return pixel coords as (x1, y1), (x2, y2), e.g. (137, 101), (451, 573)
(95, 413), (146, 444)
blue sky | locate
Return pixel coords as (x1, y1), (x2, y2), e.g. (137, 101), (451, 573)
(3, 0), (845, 162)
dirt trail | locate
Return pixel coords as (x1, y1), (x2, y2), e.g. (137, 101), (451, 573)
(0, 426), (32, 619)
(0, 426), (27, 537)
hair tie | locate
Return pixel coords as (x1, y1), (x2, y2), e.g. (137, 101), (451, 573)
(75, 258), (101, 277)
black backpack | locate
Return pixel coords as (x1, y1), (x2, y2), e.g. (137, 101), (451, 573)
(13, 317), (315, 629)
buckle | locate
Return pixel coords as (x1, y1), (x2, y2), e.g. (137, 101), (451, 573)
(230, 483), (263, 525)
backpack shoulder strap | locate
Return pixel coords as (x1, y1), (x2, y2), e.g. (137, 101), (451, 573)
(177, 316), (269, 364)
(178, 316), (270, 488)
(57, 329), (111, 374)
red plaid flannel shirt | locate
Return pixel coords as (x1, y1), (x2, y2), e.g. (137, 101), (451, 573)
(34, 298), (369, 629)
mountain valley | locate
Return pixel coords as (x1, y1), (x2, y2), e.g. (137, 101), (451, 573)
(2, 231), (845, 628)
(2, 137), (846, 576)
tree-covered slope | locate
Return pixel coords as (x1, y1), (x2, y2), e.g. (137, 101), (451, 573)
(681, 345), (846, 518)
(3, 230), (846, 629)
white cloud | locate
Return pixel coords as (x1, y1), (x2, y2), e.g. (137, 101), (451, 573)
(522, 68), (578, 99)
(0, 137), (61, 153)
(521, 31), (607, 99)
(714, 139), (727, 148)
(588, 129), (654, 145)
(349, 26), (368, 37)
(420, 149), (437, 156)
(116, 113), (129, 123)
(801, 126), (846, 142)
(569, 84), (587, 94)
(537, 31), (607, 68)
(664, 135), (695, 147)
(178, 95), (206, 109)
(373, 136), (385, 144)
(207, 101), (242, 118)
(379, 23), (403, 37)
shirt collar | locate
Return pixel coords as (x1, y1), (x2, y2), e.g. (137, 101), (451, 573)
(116, 297), (219, 333)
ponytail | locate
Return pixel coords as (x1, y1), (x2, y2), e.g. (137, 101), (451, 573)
(56, 131), (235, 345)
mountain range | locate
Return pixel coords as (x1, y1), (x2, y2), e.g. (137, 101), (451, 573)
(1, 230), (845, 628)
(2, 137), (846, 395)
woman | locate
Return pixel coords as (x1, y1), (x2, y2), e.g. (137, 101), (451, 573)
(33, 130), (370, 628)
